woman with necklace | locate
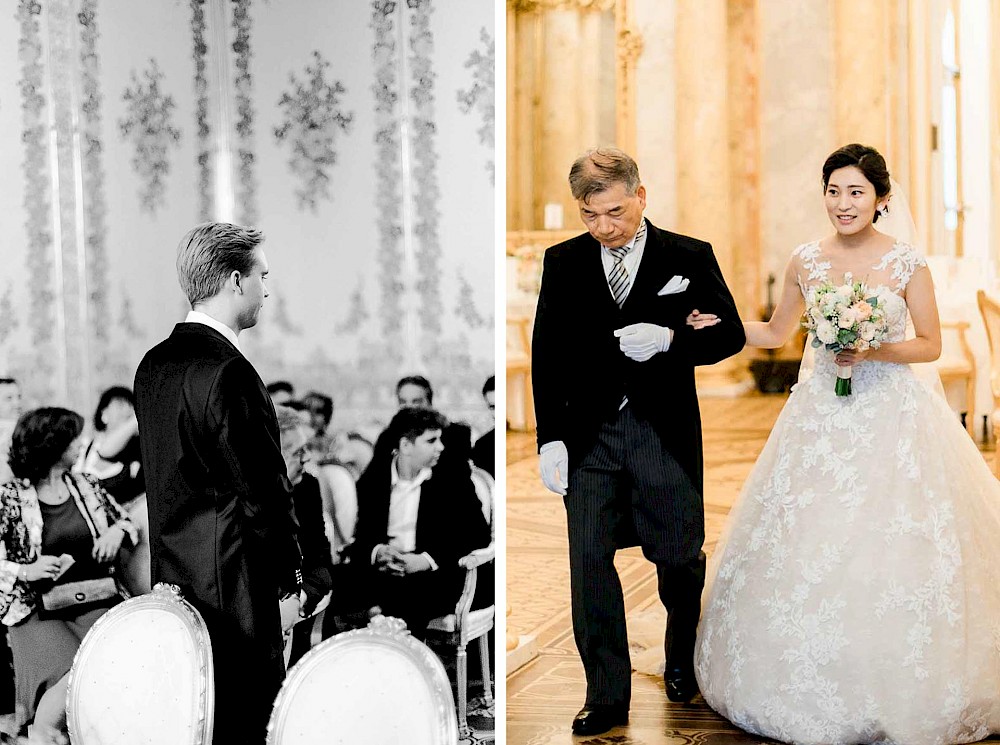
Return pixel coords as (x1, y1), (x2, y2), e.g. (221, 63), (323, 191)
(0, 407), (137, 740)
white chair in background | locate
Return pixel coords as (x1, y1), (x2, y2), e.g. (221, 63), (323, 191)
(425, 465), (495, 738)
(67, 583), (214, 745)
(267, 615), (458, 745)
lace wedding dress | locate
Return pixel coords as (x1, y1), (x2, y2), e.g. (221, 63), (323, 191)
(694, 241), (1000, 745)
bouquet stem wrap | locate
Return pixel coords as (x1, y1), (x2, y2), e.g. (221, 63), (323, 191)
(835, 364), (853, 396)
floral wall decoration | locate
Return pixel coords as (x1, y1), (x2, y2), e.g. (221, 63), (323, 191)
(456, 27), (494, 183)
(190, 0), (213, 222)
(78, 0), (110, 348)
(455, 270), (487, 329)
(17, 0), (57, 390)
(273, 50), (354, 213)
(334, 279), (370, 335)
(0, 285), (18, 347)
(118, 290), (145, 340)
(407, 0), (444, 361)
(118, 59), (182, 214)
(232, 0), (257, 226)
(371, 0), (405, 354)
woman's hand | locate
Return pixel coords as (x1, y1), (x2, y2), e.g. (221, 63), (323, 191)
(686, 310), (720, 330)
(23, 555), (63, 582)
(92, 524), (126, 564)
(834, 348), (873, 366)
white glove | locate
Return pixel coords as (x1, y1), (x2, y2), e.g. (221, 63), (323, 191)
(614, 323), (673, 362)
(539, 441), (569, 495)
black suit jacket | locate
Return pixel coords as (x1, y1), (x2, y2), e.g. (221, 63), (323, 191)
(134, 322), (301, 738)
(292, 473), (334, 616)
(531, 220), (746, 492)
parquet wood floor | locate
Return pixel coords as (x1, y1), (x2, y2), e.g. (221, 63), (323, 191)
(505, 394), (1000, 744)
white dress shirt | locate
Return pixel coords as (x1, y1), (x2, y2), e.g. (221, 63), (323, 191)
(185, 310), (241, 352)
(371, 458), (437, 570)
(599, 216), (648, 301)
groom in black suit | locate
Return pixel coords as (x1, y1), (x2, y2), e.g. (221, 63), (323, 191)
(532, 148), (745, 735)
(134, 223), (302, 745)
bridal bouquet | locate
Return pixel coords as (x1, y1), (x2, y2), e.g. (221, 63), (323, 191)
(802, 277), (889, 396)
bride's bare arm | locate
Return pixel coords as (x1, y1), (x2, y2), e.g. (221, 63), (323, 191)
(743, 258), (805, 349)
(866, 266), (941, 364)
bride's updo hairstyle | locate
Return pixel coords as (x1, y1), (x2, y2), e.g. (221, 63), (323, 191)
(821, 143), (891, 223)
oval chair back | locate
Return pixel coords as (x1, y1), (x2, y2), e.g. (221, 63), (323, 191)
(267, 615), (458, 745)
(67, 583), (214, 744)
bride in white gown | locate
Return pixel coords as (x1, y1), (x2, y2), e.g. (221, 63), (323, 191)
(691, 144), (1000, 745)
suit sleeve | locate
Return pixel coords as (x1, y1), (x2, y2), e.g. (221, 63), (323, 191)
(668, 243), (746, 366)
(531, 249), (570, 450)
(422, 461), (490, 571)
(209, 357), (302, 592)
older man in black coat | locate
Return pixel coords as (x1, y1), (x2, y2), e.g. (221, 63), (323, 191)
(532, 149), (746, 735)
(134, 223), (301, 745)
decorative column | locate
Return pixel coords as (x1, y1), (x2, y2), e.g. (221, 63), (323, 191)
(675, 0), (743, 389)
(833, 0), (891, 151)
(991, 0), (1000, 267)
(727, 0), (761, 320)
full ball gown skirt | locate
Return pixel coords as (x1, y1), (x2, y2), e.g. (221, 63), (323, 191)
(694, 299), (1000, 744)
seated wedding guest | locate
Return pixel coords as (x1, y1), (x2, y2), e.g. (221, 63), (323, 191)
(1, 407), (137, 739)
(266, 380), (295, 405)
(79, 387), (144, 507)
(347, 408), (489, 635)
(274, 406), (333, 667)
(0, 378), (22, 485)
(373, 375), (472, 472)
(305, 436), (358, 567)
(471, 376), (495, 477)
(77, 386), (151, 595)
(301, 391), (333, 438)
(0, 377), (21, 715)
(336, 432), (375, 482)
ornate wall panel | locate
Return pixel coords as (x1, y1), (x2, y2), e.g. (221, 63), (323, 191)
(0, 0), (494, 432)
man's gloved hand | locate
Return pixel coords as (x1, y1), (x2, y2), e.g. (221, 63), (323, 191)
(539, 440), (569, 496)
(614, 323), (673, 362)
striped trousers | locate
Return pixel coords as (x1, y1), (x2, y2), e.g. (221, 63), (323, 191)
(565, 406), (706, 707)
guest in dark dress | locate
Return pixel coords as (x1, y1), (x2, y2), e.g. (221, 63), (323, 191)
(79, 386), (151, 595)
(0, 408), (136, 739)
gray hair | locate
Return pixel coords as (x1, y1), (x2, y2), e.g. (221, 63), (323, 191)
(274, 405), (303, 436)
(176, 222), (263, 306)
(568, 147), (641, 203)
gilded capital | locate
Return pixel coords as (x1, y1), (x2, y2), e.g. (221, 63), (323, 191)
(508, 0), (616, 12)
(617, 27), (643, 63)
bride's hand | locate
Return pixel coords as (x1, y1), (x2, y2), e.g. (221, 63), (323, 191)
(686, 310), (720, 330)
(835, 348), (871, 366)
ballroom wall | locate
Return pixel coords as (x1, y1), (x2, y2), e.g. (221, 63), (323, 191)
(507, 0), (998, 393)
(0, 0), (495, 435)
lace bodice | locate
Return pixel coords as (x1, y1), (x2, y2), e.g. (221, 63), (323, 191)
(793, 240), (926, 345)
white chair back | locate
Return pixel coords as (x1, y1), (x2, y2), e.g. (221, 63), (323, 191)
(267, 615), (458, 745)
(67, 583), (214, 745)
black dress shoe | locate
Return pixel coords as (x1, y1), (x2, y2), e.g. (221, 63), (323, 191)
(571, 704), (629, 735)
(664, 668), (699, 703)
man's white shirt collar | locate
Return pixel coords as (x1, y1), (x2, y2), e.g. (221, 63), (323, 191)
(185, 310), (241, 352)
(390, 457), (433, 487)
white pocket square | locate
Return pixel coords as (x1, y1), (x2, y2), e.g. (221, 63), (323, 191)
(657, 275), (690, 295)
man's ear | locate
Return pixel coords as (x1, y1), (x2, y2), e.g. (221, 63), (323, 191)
(230, 270), (244, 294)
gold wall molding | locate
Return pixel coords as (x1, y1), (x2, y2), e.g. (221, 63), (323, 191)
(508, 0), (615, 13)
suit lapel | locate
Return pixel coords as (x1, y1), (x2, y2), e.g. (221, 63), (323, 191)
(577, 237), (621, 316)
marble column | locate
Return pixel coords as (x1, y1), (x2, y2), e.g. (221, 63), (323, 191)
(727, 0), (761, 320)
(634, 0), (676, 228)
(992, 0), (1000, 265)
(833, 0), (891, 151)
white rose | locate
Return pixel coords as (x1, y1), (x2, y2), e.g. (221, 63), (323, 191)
(817, 321), (837, 344)
(837, 308), (857, 328)
(837, 284), (854, 299)
(860, 321), (877, 341)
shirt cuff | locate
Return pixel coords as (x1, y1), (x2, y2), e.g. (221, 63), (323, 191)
(539, 441), (563, 454)
(421, 552), (438, 572)
(371, 544), (385, 565)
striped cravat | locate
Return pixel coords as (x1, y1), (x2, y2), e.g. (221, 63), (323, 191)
(605, 219), (645, 308)
(606, 220), (646, 409)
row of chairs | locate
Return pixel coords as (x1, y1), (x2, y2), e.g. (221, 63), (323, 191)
(67, 585), (468, 744)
